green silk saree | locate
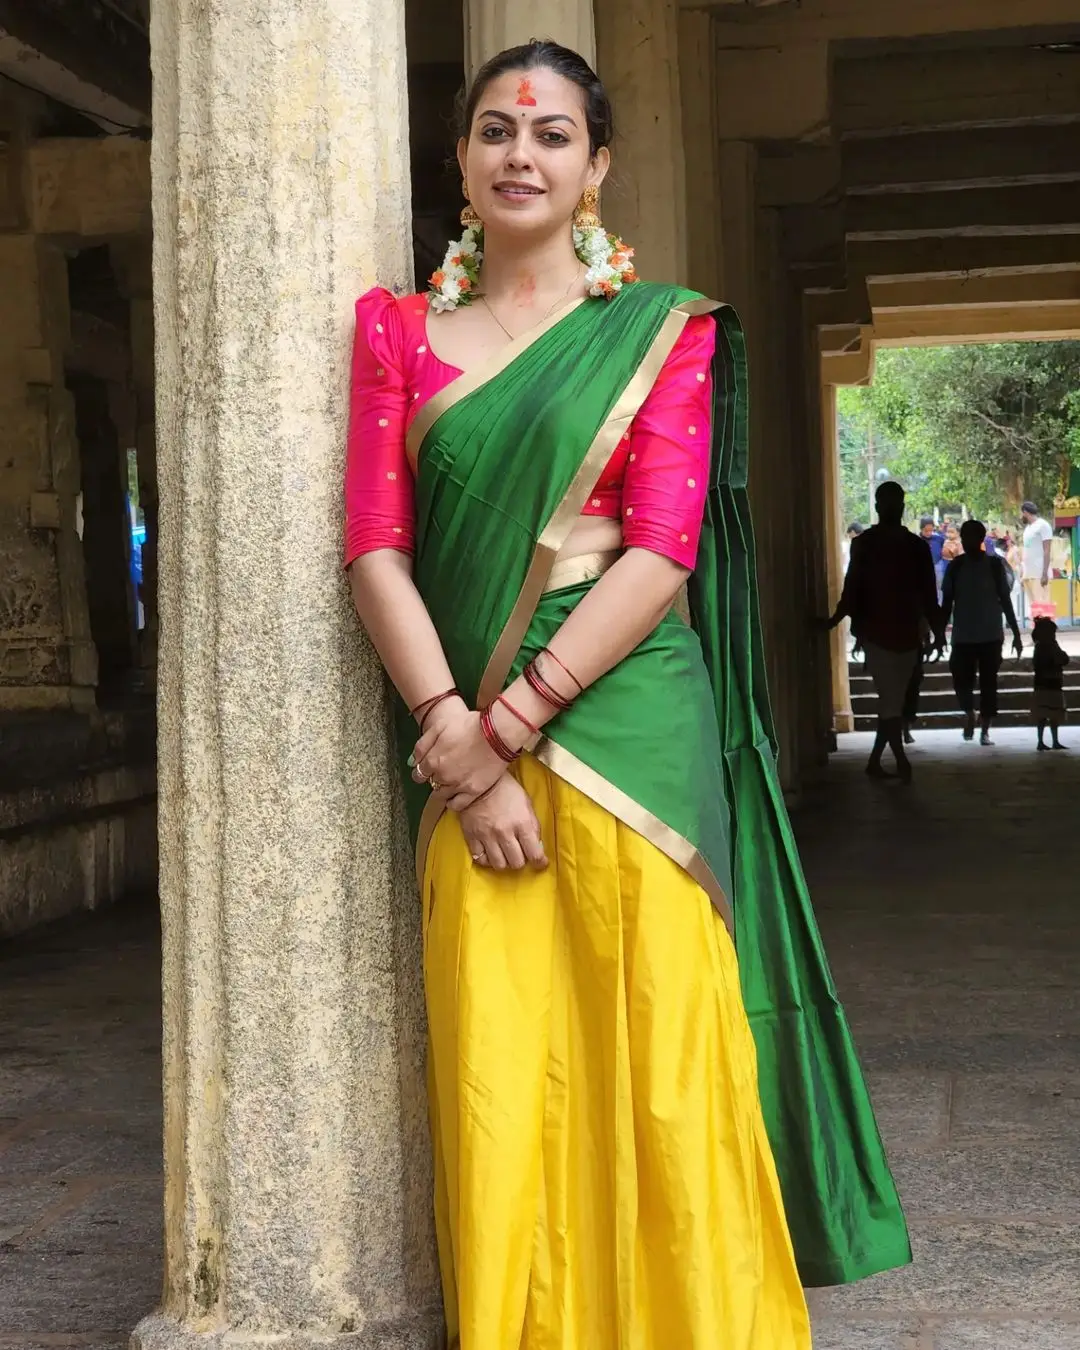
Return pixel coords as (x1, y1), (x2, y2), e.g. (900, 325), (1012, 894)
(397, 280), (911, 1287)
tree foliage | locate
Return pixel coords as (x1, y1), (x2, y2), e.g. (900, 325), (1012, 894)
(836, 342), (1080, 527)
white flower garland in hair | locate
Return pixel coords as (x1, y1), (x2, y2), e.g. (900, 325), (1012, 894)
(426, 223), (636, 312)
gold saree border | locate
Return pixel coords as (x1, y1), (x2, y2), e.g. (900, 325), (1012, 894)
(476, 299), (720, 710)
(405, 297), (589, 468)
(412, 296), (725, 894)
(540, 548), (622, 595)
(537, 739), (733, 934)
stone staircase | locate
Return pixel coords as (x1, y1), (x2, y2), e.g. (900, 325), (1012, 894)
(850, 654), (1080, 731)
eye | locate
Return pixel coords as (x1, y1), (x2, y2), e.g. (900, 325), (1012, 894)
(540, 130), (570, 145)
(480, 124), (509, 140)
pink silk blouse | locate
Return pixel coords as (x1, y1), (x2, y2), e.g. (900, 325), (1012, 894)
(344, 287), (716, 571)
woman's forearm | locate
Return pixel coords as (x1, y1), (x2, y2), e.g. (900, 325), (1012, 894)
(495, 547), (689, 741)
(348, 550), (457, 714)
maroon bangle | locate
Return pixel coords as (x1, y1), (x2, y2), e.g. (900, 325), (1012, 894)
(540, 648), (584, 695)
(524, 660), (573, 713)
(417, 689), (461, 732)
(496, 694), (541, 738)
(480, 707), (519, 763)
(410, 686), (457, 718)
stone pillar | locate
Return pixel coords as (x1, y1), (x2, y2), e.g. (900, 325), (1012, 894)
(596, 0), (686, 283)
(678, 10), (719, 299)
(465, 0), (595, 77)
(0, 232), (97, 710)
(112, 236), (159, 681)
(797, 314), (834, 774)
(137, 2), (441, 1349)
(820, 380), (853, 733)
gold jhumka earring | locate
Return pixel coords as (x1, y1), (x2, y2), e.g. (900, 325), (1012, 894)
(574, 185), (602, 230)
(460, 180), (481, 228)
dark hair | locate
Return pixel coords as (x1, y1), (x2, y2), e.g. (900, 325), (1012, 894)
(846, 522), (864, 536)
(460, 40), (614, 156)
(919, 516), (935, 530)
(1033, 615), (1058, 640)
(1022, 500), (1039, 515)
(875, 480), (905, 511)
(960, 518), (987, 548)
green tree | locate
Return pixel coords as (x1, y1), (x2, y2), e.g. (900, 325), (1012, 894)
(836, 342), (1080, 524)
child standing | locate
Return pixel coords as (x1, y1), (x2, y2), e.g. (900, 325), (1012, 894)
(1032, 616), (1070, 750)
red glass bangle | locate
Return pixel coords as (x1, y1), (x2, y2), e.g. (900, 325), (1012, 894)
(541, 648), (584, 695)
(524, 661), (573, 712)
(496, 694), (541, 738)
(480, 707), (519, 763)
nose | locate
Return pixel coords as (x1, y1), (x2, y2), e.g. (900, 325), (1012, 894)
(503, 131), (535, 173)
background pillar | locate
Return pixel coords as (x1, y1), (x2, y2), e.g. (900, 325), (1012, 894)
(821, 380), (854, 733)
(465, 0), (595, 77)
(0, 231), (97, 710)
(138, 0), (441, 1347)
(596, 0), (686, 283)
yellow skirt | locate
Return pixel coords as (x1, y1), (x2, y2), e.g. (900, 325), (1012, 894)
(423, 756), (811, 1350)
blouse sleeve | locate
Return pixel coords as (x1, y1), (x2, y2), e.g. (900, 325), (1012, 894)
(343, 287), (415, 568)
(621, 315), (716, 569)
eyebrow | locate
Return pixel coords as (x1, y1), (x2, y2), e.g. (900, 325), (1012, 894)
(478, 109), (579, 128)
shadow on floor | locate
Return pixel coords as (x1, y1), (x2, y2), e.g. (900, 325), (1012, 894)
(2, 729), (1078, 1348)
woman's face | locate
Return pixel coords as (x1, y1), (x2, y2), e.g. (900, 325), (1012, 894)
(458, 66), (609, 240)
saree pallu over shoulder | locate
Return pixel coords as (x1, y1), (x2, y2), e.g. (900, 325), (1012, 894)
(396, 280), (911, 1288)
(399, 282), (734, 921)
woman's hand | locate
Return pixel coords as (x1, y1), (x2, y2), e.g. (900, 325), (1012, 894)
(459, 774), (548, 871)
(411, 702), (507, 809)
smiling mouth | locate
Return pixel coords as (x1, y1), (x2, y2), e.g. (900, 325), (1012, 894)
(494, 183), (544, 198)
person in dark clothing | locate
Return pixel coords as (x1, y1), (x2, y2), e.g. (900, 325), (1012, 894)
(941, 519), (1022, 746)
(1032, 616), (1070, 750)
(827, 482), (943, 781)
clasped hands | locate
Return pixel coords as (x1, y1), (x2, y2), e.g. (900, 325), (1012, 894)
(410, 695), (548, 872)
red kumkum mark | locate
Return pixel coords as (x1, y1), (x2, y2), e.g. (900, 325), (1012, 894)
(516, 78), (537, 107)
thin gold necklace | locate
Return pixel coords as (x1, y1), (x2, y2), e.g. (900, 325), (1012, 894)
(480, 265), (584, 342)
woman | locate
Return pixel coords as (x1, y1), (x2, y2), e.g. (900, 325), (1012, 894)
(345, 42), (909, 1348)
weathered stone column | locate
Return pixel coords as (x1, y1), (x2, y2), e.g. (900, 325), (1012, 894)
(0, 232), (97, 711)
(137, 3), (441, 1349)
(678, 10), (720, 299)
(596, 0), (686, 283)
(112, 236), (159, 682)
(465, 0), (595, 77)
(820, 381), (854, 733)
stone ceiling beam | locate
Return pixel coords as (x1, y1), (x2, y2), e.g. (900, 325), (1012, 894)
(820, 342), (873, 387)
(0, 0), (149, 129)
(844, 123), (1080, 196)
(699, 0), (1080, 46)
(805, 281), (872, 329)
(845, 235), (1080, 281)
(847, 183), (1080, 241)
(869, 270), (1080, 313)
(834, 48), (1080, 136)
(26, 138), (150, 239)
(714, 41), (830, 141)
(872, 302), (1080, 345)
(757, 146), (841, 207)
(817, 323), (863, 355)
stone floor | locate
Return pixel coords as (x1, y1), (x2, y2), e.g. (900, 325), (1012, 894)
(804, 729), (1080, 1350)
(1, 727), (1078, 1349)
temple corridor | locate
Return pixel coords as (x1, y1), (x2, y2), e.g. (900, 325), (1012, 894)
(1, 730), (1078, 1350)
